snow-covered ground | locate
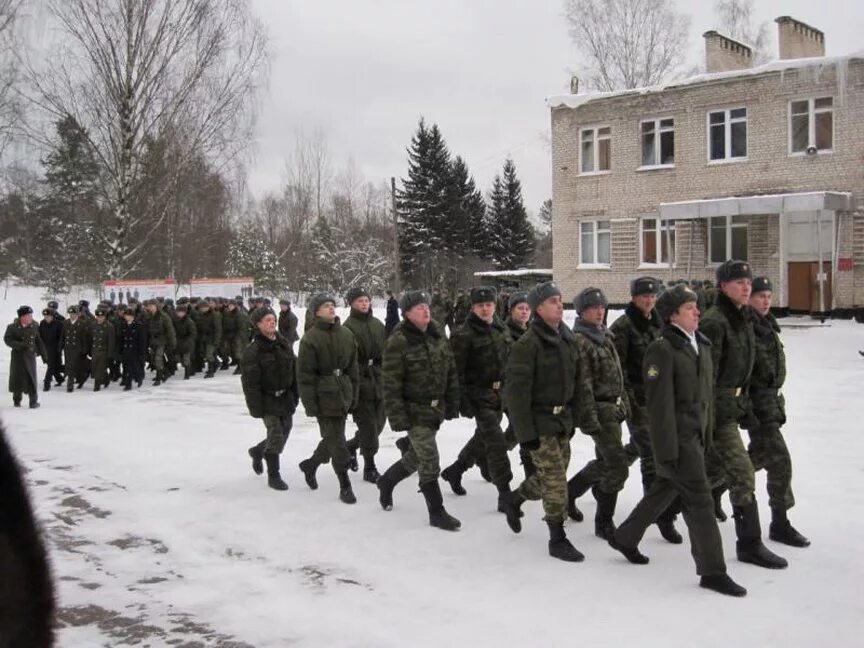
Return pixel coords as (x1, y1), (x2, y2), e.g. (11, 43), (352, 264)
(1, 284), (863, 647)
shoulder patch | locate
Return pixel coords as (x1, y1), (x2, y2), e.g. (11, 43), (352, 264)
(646, 364), (660, 380)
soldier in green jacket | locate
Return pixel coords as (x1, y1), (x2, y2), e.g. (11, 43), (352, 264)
(376, 290), (462, 531)
(195, 300), (222, 378)
(90, 305), (116, 392)
(278, 299), (299, 343)
(502, 282), (585, 562)
(5, 306), (46, 408)
(241, 307), (299, 491)
(440, 287), (513, 513)
(342, 288), (387, 483)
(746, 277), (809, 547)
(144, 299), (176, 386)
(173, 305), (197, 380)
(452, 290), (470, 328)
(297, 293), (360, 505)
(609, 285), (747, 597)
(63, 305), (91, 392)
(567, 287), (630, 542)
(220, 300), (250, 374)
(701, 260), (787, 569)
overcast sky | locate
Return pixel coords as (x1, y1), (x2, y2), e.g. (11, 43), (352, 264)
(247, 0), (864, 214)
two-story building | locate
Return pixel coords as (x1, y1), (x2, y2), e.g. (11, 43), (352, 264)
(548, 16), (864, 315)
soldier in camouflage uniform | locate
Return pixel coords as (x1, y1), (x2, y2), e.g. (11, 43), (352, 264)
(89, 305), (116, 391)
(173, 304), (197, 380)
(697, 280), (718, 313)
(144, 299), (176, 386)
(440, 287), (513, 512)
(746, 277), (809, 547)
(297, 294), (360, 505)
(502, 282), (585, 562)
(376, 290), (462, 531)
(5, 306), (46, 408)
(342, 288), (387, 483)
(701, 260), (787, 569)
(220, 300), (250, 374)
(62, 305), (91, 392)
(278, 299), (300, 343)
(195, 300), (221, 378)
(452, 290), (470, 328)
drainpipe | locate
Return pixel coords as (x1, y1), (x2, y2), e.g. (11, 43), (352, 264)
(816, 209), (825, 317)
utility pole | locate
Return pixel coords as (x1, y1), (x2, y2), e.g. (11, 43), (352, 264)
(391, 177), (401, 294)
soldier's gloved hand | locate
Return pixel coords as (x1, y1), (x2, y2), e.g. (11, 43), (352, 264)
(520, 439), (540, 452)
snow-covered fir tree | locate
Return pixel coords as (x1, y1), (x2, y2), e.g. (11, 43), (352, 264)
(484, 159), (535, 269)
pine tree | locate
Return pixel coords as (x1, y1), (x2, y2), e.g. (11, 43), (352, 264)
(227, 227), (287, 295)
(446, 156), (485, 260)
(485, 159), (536, 269)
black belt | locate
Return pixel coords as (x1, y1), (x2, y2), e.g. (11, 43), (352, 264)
(596, 396), (623, 405)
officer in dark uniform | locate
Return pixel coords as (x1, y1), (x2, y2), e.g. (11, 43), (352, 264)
(38, 308), (65, 390)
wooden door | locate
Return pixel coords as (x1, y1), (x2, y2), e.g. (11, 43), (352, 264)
(788, 261), (832, 313)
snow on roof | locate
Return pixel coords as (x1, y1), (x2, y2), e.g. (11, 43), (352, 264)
(547, 50), (864, 110)
(474, 268), (553, 278)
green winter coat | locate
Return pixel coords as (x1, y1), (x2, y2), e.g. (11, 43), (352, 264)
(89, 320), (115, 359)
(382, 318), (459, 432)
(747, 311), (786, 427)
(504, 318), (581, 443)
(241, 331), (299, 418)
(62, 318), (91, 362)
(504, 317), (528, 342)
(699, 292), (756, 426)
(572, 319), (628, 436)
(298, 317), (359, 418)
(195, 309), (222, 347)
(173, 316), (197, 355)
(450, 312), (511, 416)
(221, 307), (250, 341)
(609, 303), (662, 408)
(343, 308), (386, 401)
(5, 319), (46, 393)
(278, 308), (299, 342)
(145, 309), (176, 349)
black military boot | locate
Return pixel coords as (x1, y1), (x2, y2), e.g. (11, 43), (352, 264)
(377, 461), (411, 511)
(248, 442), (265, 475)
(220, 359), (230, 371)
(733, 501), (788, 569)
(346, 436), (359, 472)
(567, 471), (592, 522)
(420, 480), (461, 531)
(67, 378), (74, 393)
(94, 382), (101, 392)
(232, 366), (241, 375)
(496, 482), (511, 514)
(440, 459), (468, 496)
(699, 573), (747, 597)
(547, 521), (585, 562)
(204, 361), (217, 378)
(395, 435), (411, 455)
(153, 370), (163, 387)
(608, 535), (650, 565)
(504, 490), (525, 533)
(43, 380), (50, 392)
(12, 397), (21, 407)
(593, 486), (618, 541)
(656, 505), (684, 545)
(123, 382), (132, 391)
(264, 454), (288, 491)
(337, 471), (357, 504)
(183, 366), (191, 380)
(298, 458), (319, 490)
(362, 454), (380, 483)
(769, 508), (811, 547)
(712, 485), (728, 522)
(29, 401), (40, 409)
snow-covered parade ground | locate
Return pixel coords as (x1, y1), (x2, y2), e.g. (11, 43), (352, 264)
(2, 284), (863, 647)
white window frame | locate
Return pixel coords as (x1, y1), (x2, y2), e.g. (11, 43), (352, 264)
(578, 219), (611, 268)
(637, 117), (675, 170)
(788, 97), (834, 155)
(638, 217), (676, 268)
(707, 215), (749, 265)
(706, 106), (748, 164)
(579, 125), (612, 176)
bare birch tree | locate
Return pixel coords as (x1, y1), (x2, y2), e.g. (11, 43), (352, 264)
(715, 0), (772, 64)
(0, 0), (23, 153)
(563, 0), (691, 91)
(28, 0), (269, 278)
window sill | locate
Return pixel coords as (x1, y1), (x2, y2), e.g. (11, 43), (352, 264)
(578, 170), (611, 177)
(577, 264), (612, 270)
(638, 263), (675, 270)
(636, 164), (675, 171)
(789, 149), (833, 157)
(707, 157), (748, 165)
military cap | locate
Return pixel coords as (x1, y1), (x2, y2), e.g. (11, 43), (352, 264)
(175, 303), (189, 313)
(120, 306), (135, 316)
(308, 293), (337, 315)
(399, 290), (430, 313)
(41, 308), (54, 317)
(262, 298), (271, 305)
(17, 305), (33, 317)
(574, 287), (608, 314)
(47, 300), (59, 310)
(67, 305), (80, 314)
(527, 281), (562, 311)
(470, 286), (497, 305)
(508, 291), (529, 311)
(752, 276), (773, 294)
(250, 307), (276, 325)
(716, 259), (752, 283)
(94, 306), (108, 316)
(630, 276), (660, 297)
(279, 298), (291, 306)
(196, 299), (211, 309)
(79, 299), (89, 308)
(345, 287), (370, 305)
(164, 298), (174, 306)
(128, 297), (139, 305)
(655, 284), (698, 322)
(177, 296), (189, 305)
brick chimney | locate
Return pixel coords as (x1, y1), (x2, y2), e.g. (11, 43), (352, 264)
(703, 31), (753, 73)
(775, 16), (825, 59)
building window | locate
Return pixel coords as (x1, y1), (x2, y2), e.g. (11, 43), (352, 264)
(580, 220), (611, 265)
(640, 218), (675, 265)
(790, 97), (833, 154)
(640, 118), (675, 167)
(580, 126), (611, 174)
(709, 215), (748, 264)
(708, 107), (747, 162)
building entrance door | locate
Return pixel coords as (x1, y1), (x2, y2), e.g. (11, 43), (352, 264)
(787, 262), (832, 313)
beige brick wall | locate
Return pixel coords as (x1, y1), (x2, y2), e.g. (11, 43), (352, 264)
(551, 58), (864, 308)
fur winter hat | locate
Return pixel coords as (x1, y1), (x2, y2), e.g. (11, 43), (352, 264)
(716, 259), (752, 283)
(470, 286), (497, 305)
(309, 293), (337, 316)
(250, 307), (276, 325)
(655, 284), (698, 322)
(345, 287), (370, 305)
(527, 281), (562, 311)
(630, 277), (660, 297)
(17, 305), (33, 317)
(574, 287), (607, 314)
(508, 291), (529, 311)
(751, 276), (773, 294)
(399, 290), (430, 313)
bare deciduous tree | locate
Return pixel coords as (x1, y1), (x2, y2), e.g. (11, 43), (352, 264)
(28, 0), (269, 278)
(564, 0), (691, 91)
(0, 0), (23, 154)
(715, 0), (772, 65)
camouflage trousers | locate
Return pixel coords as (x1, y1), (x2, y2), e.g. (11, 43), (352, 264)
(515, 433), (571, 523)
(310, 416), (351, 473)
(197, 341), (217, 365)
(176, 351), (192, 369)
(349, 397), (386, 456)
(262, 415), (292, 454)
(573, 420), (630, 494)
(149, 344), (166, 372)
(398, 424), (441, 485)
(222, 334), (246, 363)
(706, 421), (755, 507)
(747, 423), (795, 511)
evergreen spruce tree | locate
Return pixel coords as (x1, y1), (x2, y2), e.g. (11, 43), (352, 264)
(485, 159), (536, 269)
(446, 155), (485, 260)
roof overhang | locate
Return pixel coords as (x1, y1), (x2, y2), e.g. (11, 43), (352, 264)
(659, 191), (853, 221)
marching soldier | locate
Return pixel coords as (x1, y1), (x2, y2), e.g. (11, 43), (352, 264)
(173, 304), (197, 380)
(343, 288), (387, 483)
(609, 285), (747, 597)
(746, 276), (809, 547)
(38, 308), (64, 390)
(384, 290), (400, 337)
(5, 306), (46, 408)
(502, 282), (584, 562)
(120, 306), (147, 390)
(297, 294), (360, 504)
(62, 305), (91, 392)
(90, 305), (116, 391)
(375, 290), (462, 531)
(220, 299), (250, 374)
(195, 299), (221, 378)
(701, 260), (787, 569)
(278, 299), (299, 343)
(241, 307), (299, 491)
(144, 299), (176, 386)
